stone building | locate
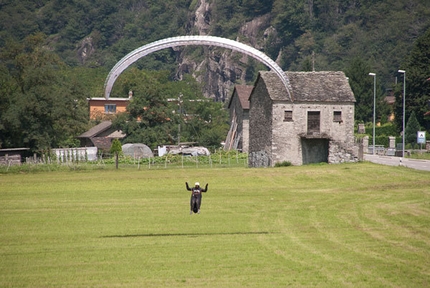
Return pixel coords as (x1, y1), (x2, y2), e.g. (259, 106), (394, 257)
(248, 71), (358, 167)
(225, 85), (254, 152)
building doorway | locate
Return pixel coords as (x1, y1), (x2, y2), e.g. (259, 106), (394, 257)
(301, 138), (329, 164)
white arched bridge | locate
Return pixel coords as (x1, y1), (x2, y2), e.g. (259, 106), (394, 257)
(104, 35), (291, 99)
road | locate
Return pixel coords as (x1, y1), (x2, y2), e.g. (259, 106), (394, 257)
(364, 154), (430, 172)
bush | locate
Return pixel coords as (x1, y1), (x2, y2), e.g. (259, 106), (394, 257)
(274, 161), (292, 167)
(368, 136), (390, 147)
(375, 123), (398, 136)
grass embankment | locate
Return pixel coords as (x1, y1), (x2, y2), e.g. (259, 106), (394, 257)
(0, 162), (429, 287)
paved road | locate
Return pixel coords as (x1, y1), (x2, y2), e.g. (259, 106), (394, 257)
(364, 154), (430, 172)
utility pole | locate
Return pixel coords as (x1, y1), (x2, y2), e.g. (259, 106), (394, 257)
(312, 51), (315, 72)
(369, 72), (376, 155)
(178, 93), (183, 146)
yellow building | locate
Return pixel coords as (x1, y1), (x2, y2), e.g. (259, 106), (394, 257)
(87, 91), (132, 120)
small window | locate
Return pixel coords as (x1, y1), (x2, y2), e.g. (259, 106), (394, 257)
(333, 111), (342, 122)
(105, 104), (116, 114)
(283, 110), (293, 122)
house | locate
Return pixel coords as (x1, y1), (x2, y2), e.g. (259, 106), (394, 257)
(0, 148), (30, 165)
(76, 121), (125, 152)
(88, 91), (132, 120)
(225, 85), (254, 152)
(248, 71), (358, 167)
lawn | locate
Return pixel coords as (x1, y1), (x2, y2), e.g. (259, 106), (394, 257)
(0, 162), (429, 287)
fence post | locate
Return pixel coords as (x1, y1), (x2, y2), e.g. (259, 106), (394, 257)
(7, 156), (11, 171)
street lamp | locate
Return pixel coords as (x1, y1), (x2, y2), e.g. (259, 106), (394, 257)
(398, 69), (406, 158)
(398, 70), (406, 157)
(369, 73), (376, 155)
(177, 93), (183, 146)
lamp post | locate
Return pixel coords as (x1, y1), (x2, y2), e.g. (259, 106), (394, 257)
(398, 70), (406, 158)
(177, 93), (183, 146)
(369, 72), (376, 155)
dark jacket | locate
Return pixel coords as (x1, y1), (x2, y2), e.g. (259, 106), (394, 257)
(186, 182), (208, 196)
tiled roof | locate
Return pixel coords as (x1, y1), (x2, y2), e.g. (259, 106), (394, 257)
(77, 121), (112, 138)
(257, 71), (356, 103)
(235, 85), (253, 109)
(228, 85), (253, 109)
(257, 72), (292, 101)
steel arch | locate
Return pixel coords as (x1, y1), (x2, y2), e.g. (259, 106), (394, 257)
(104, 35), (291, 99)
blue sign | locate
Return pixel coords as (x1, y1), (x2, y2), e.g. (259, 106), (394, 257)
(417, 131), (426, 144)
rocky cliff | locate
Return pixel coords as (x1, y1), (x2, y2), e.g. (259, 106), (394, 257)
(176, 0), (279, 102)
(75, 0), (277, 103)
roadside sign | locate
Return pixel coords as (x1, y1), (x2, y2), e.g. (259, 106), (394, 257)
(417, 131), (426, 144)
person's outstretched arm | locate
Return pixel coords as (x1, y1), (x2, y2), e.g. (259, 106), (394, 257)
(185, 182), (191, 191)
(202, 183), (208, 192)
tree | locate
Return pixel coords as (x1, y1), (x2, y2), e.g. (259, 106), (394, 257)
(345, 58), (372, 122)
(111, 68), (177, 149)
(345, 58), (387, 124)
(111, 69), (229, 150)
(0, 33), (89, 152)
(110, 138), (122, 169)
(180, 100), (229, 149)
(272, 0), (309, 46)
(395, 27), (430, 132)
(242, 0), (274, 17)
(404, 111), (421, 146)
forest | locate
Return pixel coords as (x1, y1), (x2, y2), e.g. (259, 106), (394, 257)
(0, 0), (429, 152)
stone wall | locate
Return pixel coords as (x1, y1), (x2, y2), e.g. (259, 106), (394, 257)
(248, 150), (271, 168)
(227, 91), (249, 153)
(249, 100), (358, 167)
(271, 101), (357, 166)
(271, 102), (297, 164)
(248, 71), (358, 167)
(328, 141), (359, 164)
(242, 112), (249, 153)
(248, 80), (273, 167)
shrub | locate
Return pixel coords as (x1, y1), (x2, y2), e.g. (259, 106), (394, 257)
(274, 161), (292, 167)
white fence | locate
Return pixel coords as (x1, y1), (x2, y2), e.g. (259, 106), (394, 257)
(52, 147), (98, 162)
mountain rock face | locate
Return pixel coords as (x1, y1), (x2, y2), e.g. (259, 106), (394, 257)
(176, 0), (278, 102)
(77, 36), (96, 64)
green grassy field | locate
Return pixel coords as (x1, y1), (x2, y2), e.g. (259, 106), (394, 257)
(1, 162), (429, 287)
